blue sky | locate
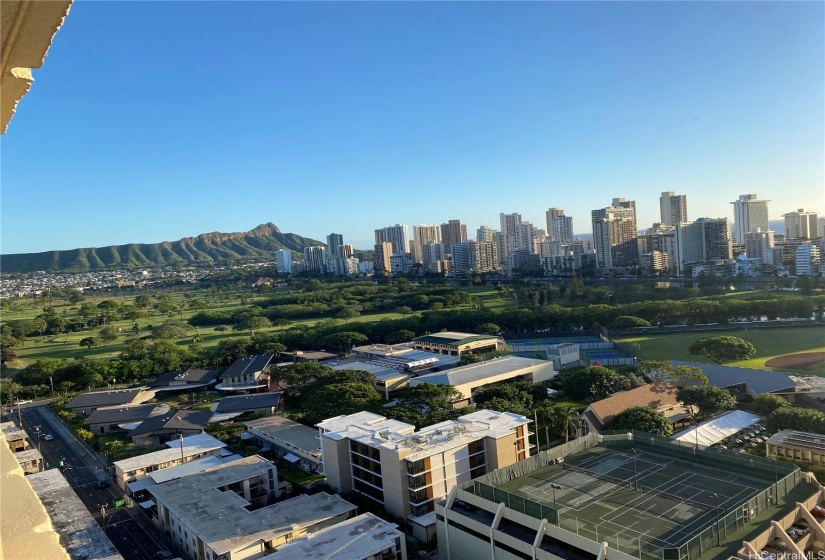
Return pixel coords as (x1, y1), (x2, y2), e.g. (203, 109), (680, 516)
(2, 1), (823, 253)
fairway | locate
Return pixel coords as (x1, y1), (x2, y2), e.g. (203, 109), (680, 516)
(616, 326), (825, 373)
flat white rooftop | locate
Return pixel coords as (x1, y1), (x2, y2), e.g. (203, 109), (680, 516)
(263, 513), (402, 560)
(114, 433), (225, 472)
(410, 356), (554, 388)
(149, 458), (356, 556)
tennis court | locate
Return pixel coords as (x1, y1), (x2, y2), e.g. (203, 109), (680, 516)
(587, 350), (622, 360)
(498, 446), (764, 551)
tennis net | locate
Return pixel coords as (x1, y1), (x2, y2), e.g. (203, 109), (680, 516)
(564, 463), (632, 488)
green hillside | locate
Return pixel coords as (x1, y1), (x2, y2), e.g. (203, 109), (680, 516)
(0, 223), (324, 273)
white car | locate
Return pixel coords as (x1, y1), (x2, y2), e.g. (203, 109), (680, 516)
(43, 434), (54, 441)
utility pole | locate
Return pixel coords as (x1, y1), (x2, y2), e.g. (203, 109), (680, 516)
(179, 433), (184, 463)
(16, 397), (22, 425)
(34, 425), (42, 454)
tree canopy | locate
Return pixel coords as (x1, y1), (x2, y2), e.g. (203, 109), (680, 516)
(558, 366), (632, 402)
(676, 385), (736, 420)
(688, 336), (756, 364)
(752, 393), (791, 416)
(604, 406), (673, 436)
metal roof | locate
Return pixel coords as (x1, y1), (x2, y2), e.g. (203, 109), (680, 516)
(66, 388), (151, 409)
(214, 393), (280, 413)
(219, 354), (274, 380)
(671, 361), (797, 394)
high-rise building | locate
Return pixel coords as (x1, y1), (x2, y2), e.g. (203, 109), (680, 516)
(591, 201), (638, 269)
(373, 242), (393, 275)
(326, 233), (344, 258)
(470, 241), (498, 273)
(450, 243), (471, 273)
(731, 194), (770, 243)
(783, 209), (818, 240)
(375, 225), (409, 255)
(674, 218), (732, 275)
(421, 241), (446, 273)
(274, 250), (292, 274)
(745, 229), (775, 260)
(795, 242), (821, 276)
(546, 208), (574, 243)
(499, 212), (522, 261)
(476, 225), (495, 243)
(302, 246), (326, 271)
(440, 220), (467, 255)
(659, 192), (688, 226)
(340, 244), (354, 259)
(514, 222), (535, 253)
(412, 225), (440, 264)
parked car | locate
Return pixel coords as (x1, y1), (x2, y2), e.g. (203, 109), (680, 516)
(811, 505), (825, 519)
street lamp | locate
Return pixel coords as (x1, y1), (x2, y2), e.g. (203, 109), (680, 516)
(34, 425), (42, 454)
(550, 483), (563, 526)
(630, 448), (639, 490)
(49, 376), (55, 400)
(709, 493), (720, 546)
(770, 458), (779, 503)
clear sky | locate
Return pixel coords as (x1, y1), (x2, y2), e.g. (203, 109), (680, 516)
(2, 1), (823, 254)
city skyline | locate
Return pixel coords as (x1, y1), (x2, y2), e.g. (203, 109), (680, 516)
(2, 1), (823, 254)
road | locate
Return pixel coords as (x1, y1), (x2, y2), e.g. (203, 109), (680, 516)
(18, 406), (179, 560)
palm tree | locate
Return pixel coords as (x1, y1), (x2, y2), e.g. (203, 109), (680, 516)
(551, 406), (581, 443)
(535, 402), (557, 449)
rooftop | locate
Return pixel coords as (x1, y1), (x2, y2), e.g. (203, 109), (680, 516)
(148, 458), (356, 555)
(66, 388), (153, 409)
(587, 383), (684, 427)
(413, 331), (497, 345)
(410, 356), (553, 388)
(127, 454), (243, 493)
(671, 410), (761, 447)
(766, 430), (825, 453)
(671, 361), (796, 395)
(83, 403), (162, 426)
(214, 393), (281, 414)
(263, 513), (402, 560)
(318, 409), (530, 461)
(220, 354), (274, 381)
(128, 409), (212, 437)
(26, 469), (122, 560)
(148, 368), (219, 388)
(245, 416), (322, 455)
(114, 433), (225, 472)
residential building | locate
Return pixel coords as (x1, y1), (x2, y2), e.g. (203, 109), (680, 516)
(114, 433), (227, 491)
(499, 212), (522, 261)
(412, 332), (502, 357)
(245, 416), (323, 473)
(409, 356), (556, 406)
(375, 225), (410, 255)
(732, 193), (771, 243)
(66, 388), (155, 417)
(317, 409), (533, 542)
(1, 422), (30, 452)
(421, 241), (447, 273)
(591, 202), (638, 270)
(216, 354), (274, 392)
(476, 225), (496, 243)
(506, 249), (542, 277)
(766, 431), (825, 467)
(659, 191), (688, 226)
(274, 250), (292, 274)
(470, 240), (498, 273)
(450, 242), (471, 274)
(148, 456), (357, 560)
(374, 241), (393, 275)
(796, 242), (821, 276)
(213, 393), (281, 418)
(579, 383), (688, 435)
(302, 246), (326, 272)
(128, 410), (212, 447)
(148, 368), (220, 393)
(674, 218), (732, 275)
(326, 233), (344, 258)
(784, 209), (819, 240)
(83, 403), (163, 435)
(412, 225), (441, 264)
(340, 244), (354, 259)
(390, 253), (413, 273)
(745, 228), (776, 260)
(357, 261), (374, 275)
(440, 220), (467, 256)
(545, 208), (574, 243)
(14, 448), (43, 474)
(126, 454), (243, 498)
(263, 513), (407, 560)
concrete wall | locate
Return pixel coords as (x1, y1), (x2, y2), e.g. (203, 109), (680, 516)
(320, 436), (352, 494)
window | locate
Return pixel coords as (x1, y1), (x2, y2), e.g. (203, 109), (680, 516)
(407, 459), (426, 475)
(411, 501), (434, 516)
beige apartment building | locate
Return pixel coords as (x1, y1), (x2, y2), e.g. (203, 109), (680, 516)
(317, 409), (532, 542)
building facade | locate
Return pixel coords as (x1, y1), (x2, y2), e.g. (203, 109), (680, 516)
(784, 209), (819, 240)
(302, 246), (326, 272)
(731, 194), (770, 243)
(591, 203), (638, 270)
(659, 191), (688, 226)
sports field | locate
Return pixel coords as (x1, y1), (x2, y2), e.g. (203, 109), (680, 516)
(498, 445), (766, 555)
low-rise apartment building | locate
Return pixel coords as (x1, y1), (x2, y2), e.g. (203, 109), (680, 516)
(216, 354), (274, 392)
(148, 456), (356, 560)
(245, 416), (323, 473)
(114, 433), (227, 491)
(317, 409), (532, 542)
(66, 388), (155, 416)
(262, 513), (407, 560)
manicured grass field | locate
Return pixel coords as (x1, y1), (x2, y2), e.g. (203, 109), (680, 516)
(616, 326), (825, 373)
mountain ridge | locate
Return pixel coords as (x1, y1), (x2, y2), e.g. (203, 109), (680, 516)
(1, 222), (325, 273)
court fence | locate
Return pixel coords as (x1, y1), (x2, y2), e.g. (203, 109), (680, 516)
(463, 430), (802, 560)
